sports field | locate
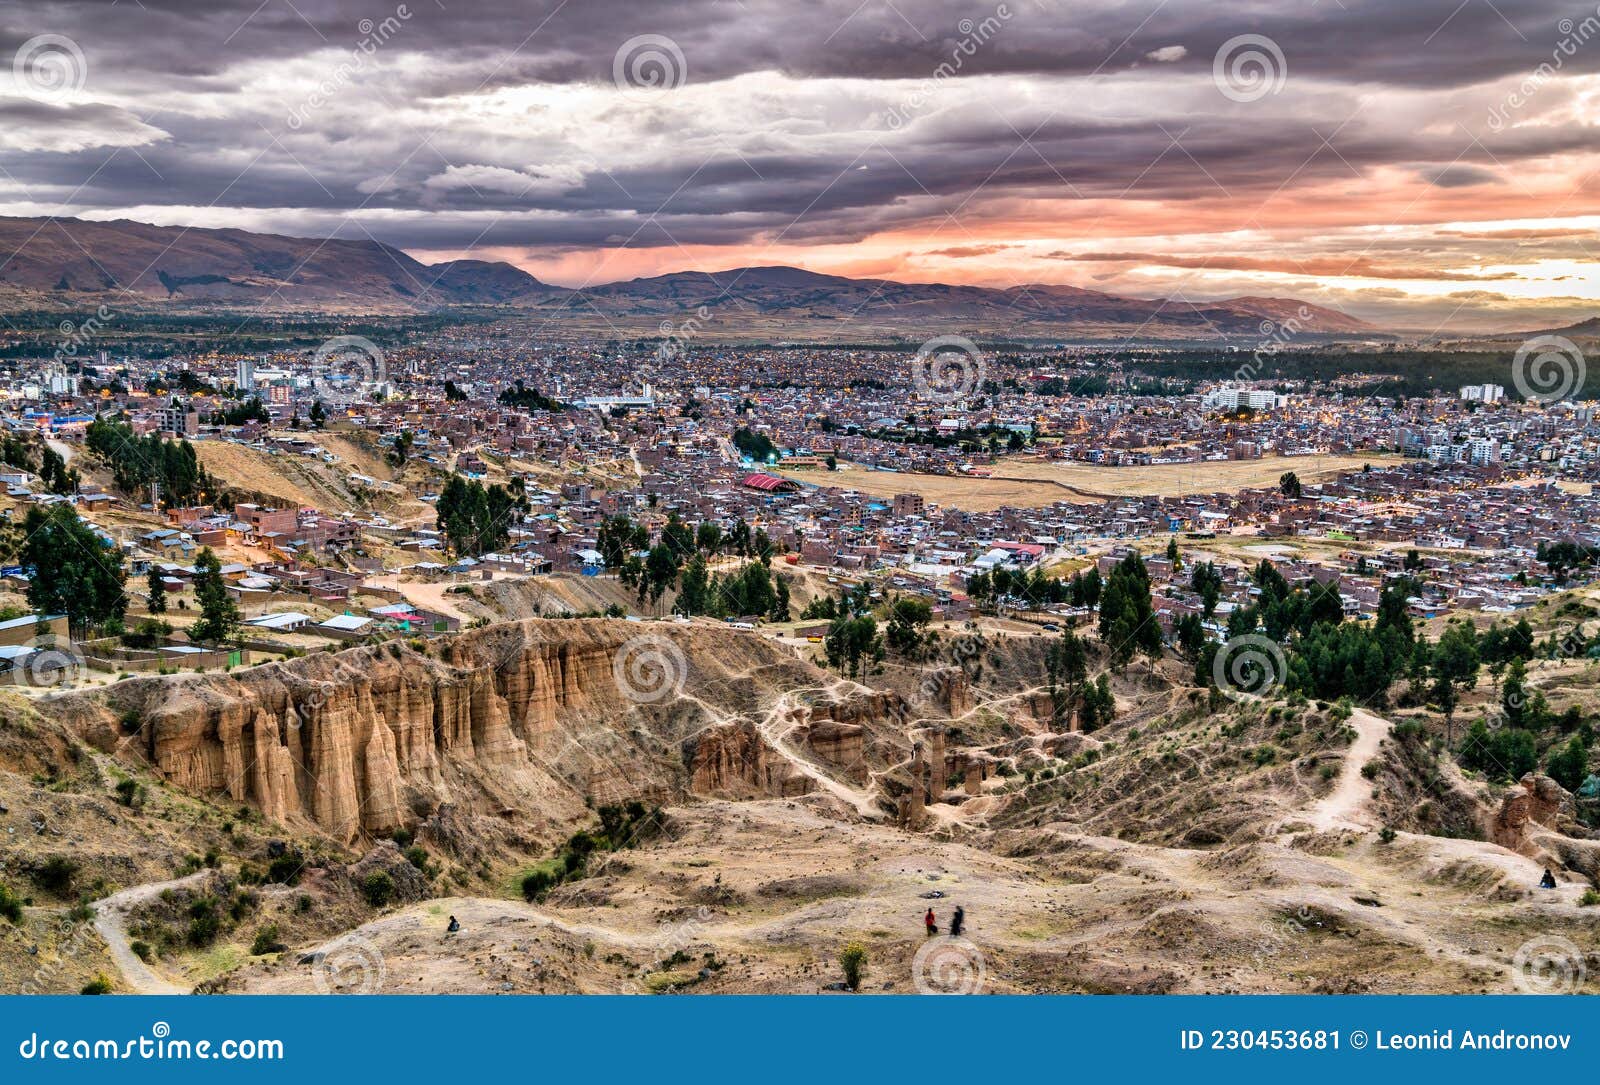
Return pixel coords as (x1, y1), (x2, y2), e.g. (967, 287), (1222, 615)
(781, 453), (1391, 512)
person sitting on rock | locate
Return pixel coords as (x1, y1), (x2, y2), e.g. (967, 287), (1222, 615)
(447, 915), (461, 933)
(1539, 868), (1557, 889)
(924, 908), (937, 937)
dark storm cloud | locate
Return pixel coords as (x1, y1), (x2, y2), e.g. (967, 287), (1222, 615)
(1, 0), (1596, 265)
(12, 0), (1594, 88)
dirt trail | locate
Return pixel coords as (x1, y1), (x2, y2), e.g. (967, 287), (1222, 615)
(1304, 707), (1388, 831)
(755, 682), (887, 819)
(92, 872), (212, 994)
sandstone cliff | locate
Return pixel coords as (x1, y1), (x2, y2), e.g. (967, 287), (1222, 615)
(47, 620), (911, 846)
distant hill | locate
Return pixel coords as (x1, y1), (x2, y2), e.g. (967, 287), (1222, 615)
(1499, 315), (1600, 341)
(0, 216), (548, 310)
(0, 215), (1377, 339)
(563, 265), (1376, 337)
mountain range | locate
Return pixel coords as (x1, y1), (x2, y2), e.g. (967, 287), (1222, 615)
(0, 215), (1379, 339)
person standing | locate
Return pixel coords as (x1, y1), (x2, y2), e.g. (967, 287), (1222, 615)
(924, 908), (937, 937)
(950, 905), (965, 937)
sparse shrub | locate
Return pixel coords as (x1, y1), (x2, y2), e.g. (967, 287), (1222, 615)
(1580, 888), (1600, 908)
(1378, 827), (1397, 845)
(228, 890), (259, 921)
(1252, 745), (1277, 767)
(0, 883), (22, 924)
(1391, 720), (1425, 743)
(521, 870), (556, 902)
(187, 911), (220, 947)
(403, 846), (429, 871)
(114, 778), (141, 807)
(1361, 759), (1382, 780)
(36, 856), (77, 897)
(1318, 764), (1337, 781)
(250, 924), (284, 956)
(130, 940), (152, 962)
(360, 871), (395, 908)
(265, 853), (303, 885)
(295, 894), (312, 914)
(839, 941), (867, 991)
(80, 974), (113, 995)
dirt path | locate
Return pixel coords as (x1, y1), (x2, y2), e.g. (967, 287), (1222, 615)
(1305, 707), (1388, 831)
(92, 872), (212, 994)
(753, 682), (888, 820)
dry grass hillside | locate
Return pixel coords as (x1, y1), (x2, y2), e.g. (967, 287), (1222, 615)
(2, 610), (1597, 995)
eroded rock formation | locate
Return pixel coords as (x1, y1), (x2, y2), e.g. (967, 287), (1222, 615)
(684, 721), (814, 799)
(49, 620), (915, 845)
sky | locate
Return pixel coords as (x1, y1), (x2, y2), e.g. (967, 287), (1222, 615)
(2, 0), (1599, 332)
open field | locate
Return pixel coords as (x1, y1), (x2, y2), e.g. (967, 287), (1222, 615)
(782, 453), (1393, 512)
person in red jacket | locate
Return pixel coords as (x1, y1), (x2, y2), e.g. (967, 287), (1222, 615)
(924, 908), (937, 937)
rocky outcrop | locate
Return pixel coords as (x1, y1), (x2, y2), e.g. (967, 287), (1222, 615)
(799, 719), (865, 781)
(50, 620), (855, 844)
(1493, 773), (1583, 853)
(684, 721), (815, 799)
(921, 667), (972, 717)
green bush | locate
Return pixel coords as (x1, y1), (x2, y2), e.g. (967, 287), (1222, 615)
(130, 940), (152, 962)
(0, 883), (22, 924)
(265, 853), (303, 885)
(360, 871), (395, 908)
(249, 924), (283, 955)
(80, 975), (113, 995)
(36, 856), (77, 897)
(1391, 720), (1426, 743)
(114, 778), (141, 807)
(521, 870), (556, 902)
(186, 897), (220, 946)
(839, 941), (867, 992)
(1378, 827), (1397, 845)
(403, 846), (429, 871)
(1579, 888), (1600, 908)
